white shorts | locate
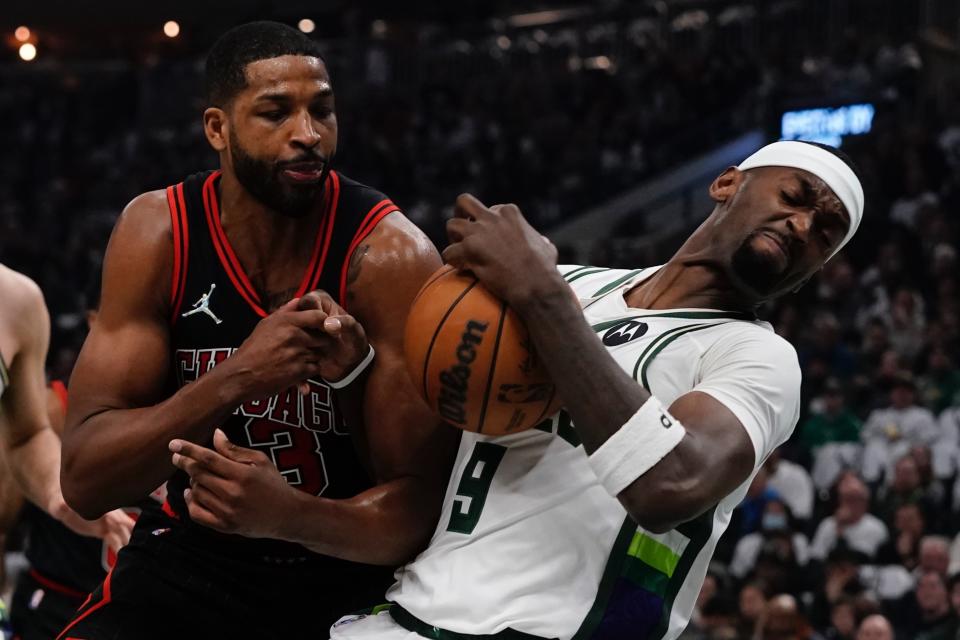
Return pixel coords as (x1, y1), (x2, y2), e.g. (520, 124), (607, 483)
(328, 610), (420, 640)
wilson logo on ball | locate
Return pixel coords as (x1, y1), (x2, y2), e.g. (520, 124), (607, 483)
(438, 320), (488, 424)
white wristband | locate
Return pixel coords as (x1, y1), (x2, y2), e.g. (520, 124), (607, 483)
(588, 395), (686, 497)
(324, 345), (376, 389)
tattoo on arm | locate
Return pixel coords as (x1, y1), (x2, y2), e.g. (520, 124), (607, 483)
(345, 244), (370, 304)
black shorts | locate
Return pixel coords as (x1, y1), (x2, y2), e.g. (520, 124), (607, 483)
(56, 513), (392, 640)
(11, 569), (87, 640)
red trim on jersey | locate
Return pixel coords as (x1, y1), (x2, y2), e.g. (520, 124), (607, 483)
(50, 379), (68, 413)
(55, 567), (113, 640)
(28, 568), (87, 599)
(338, 199), (400, 308)
(166, 185), (182, 313)
(304, 171), (342, 294)
(202, 170), (341, 317)
(172, 183), (190, 321)
(161, 497), (181, 520)
(201, 171), (268, 317)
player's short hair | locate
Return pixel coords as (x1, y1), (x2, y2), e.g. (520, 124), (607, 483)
(204, 21), (326, 107)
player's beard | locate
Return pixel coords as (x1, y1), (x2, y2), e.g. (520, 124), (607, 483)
(229, 130), (330, 219)
(730, 230), (788, 296)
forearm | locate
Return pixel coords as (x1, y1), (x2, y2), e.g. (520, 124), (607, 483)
(63, 365), (245, 518)
(515, 284), (650, 454)
(7, 426), (64, 516)
(279, 476), (442, 565)
(514, 283), (710, 530)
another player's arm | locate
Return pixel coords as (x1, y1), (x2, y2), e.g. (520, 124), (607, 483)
(281, 214), (459, 563)
(0, 275), (65, 517)
(0, 273), (133, 549)
(62, 192), (331, 519)
(444, 196), (771, 533)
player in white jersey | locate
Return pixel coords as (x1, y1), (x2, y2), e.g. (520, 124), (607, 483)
(326, 140), (866, 640)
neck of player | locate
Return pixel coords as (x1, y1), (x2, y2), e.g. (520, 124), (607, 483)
(217, 170), (323, 301)
(623, 228), (759, 313)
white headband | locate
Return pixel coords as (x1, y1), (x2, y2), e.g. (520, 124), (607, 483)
(737, 141), (864, 260)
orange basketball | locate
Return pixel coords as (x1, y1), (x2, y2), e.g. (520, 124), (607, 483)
(404, 265), (562, 435)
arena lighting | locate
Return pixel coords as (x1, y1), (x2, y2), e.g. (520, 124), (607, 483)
(496, 35), (511, 50)
(18, 43), (36, 61)
(780, 103), (875, 147)
(298, 19), (315, 34)
(14, 26), (30, 42)
(163, 21), (180, 38)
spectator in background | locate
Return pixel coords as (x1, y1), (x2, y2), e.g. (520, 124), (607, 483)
(890, 571), (958, 640)
(887, 287), (927, 363)
(918, 347), (960, 413)
(948, 573), (960, 621)
(811, 475), (889, 561)
(875, 502), (926, 569)
(874, 455), (930, 524)
(758, 594), (823, 640)
(738, 465), (783, 537)
(824, 597), (857, 640)
(802, 379), (865, 494)
(854, 615), (894, 640)
(730, 499), (809, 581)
(766, 449), (815, 525)
(810, 547), (869, 632)
(861, 373), (939, 484)
(801, 312), (858, 381)
(803, 380), (863, 451)
(738, 581), (768, 638)
(916, 536), (951, 578)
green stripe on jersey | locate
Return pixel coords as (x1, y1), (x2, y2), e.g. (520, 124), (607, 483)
(627, 533), (682, 578)
(591, 269), (644, 297)
(566, 268), (611, 283)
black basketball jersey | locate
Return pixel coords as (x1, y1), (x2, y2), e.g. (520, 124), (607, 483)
(24, 383), (165, 594)
(162, 169), (399, 560)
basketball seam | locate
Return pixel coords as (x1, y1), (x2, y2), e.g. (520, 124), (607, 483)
(476, 301), (507, 434)
(420, 278), (479, 408)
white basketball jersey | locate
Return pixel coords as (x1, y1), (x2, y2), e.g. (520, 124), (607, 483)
(388, 265), (801, 640)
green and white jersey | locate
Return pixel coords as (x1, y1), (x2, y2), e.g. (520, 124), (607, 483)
(387, 265), (801, 640)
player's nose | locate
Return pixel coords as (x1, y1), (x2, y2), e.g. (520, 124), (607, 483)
(289, 111), (322, 149)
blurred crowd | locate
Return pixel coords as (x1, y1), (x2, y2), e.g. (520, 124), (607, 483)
(1, 3), (959, 639)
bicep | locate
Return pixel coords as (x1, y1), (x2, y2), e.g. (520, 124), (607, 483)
(66, 192), (174, 425)
(351, 213), (459, 483)
(362, 342), (459, 483)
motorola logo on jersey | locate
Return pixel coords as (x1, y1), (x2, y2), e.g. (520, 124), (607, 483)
(602, 320), (648, 346)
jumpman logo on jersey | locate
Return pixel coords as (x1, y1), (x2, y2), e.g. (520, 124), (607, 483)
(182, 284), (223, 325)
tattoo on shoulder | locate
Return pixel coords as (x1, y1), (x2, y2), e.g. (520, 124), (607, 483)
(346, 244), (370, 287)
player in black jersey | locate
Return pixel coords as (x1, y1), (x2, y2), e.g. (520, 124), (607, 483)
(10, 284), (160, 640)
(59, 21), (456, 639)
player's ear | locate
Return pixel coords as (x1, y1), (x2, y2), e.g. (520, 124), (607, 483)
(203, 107), (228, 153)
(708, 167), (743, 204)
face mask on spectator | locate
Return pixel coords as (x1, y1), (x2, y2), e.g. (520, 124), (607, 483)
(763, 512), (789, 531)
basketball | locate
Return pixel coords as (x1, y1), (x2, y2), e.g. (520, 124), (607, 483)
(404, 265), (562, 435)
